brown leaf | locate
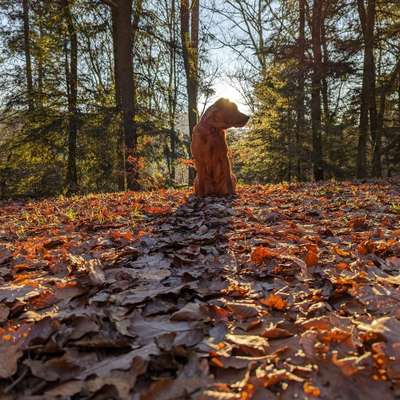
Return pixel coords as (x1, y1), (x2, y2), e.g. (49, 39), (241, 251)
(0, 304), (10, 322)
(118, 313), (196, 344)
(68, 317), (100, 340)
(262, 326), (293, 340)
(171, 302), (206, 321)
(357, 317), (400, 344)
(43, 239), (65, 249)
(299, 330), (319, 359)
(44, 381), (84, 398)
(112, 284), (189, 306)
(225, 334), (269, 356)
(331, 350), (371, 376)
(0, 345), (23, 378)
(305, 250), (319, 267)
(303, 381), (321, 397)
(0, 247), (12, 265)
(24, 349), (97, 382)
(386, 257), (400, 268)
(78, 342), (158, 379)
(260, 294), (287, 311)
(333, 247), (351, 257)
(0, 284), (41, 303)
(251, 246), (280, 265)
(226, 302), (259, 319)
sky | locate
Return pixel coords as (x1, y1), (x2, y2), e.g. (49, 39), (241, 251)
(200, 2), (253, 116)
(213, 79), (248, 110)
(200, 45), (251, 115)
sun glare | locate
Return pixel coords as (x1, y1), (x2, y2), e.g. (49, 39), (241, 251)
(212, 81), (246, 108)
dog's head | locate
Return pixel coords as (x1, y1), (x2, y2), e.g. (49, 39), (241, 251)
(202, 98), (250, 129)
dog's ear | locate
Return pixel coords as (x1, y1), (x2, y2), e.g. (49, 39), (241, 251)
(204, 107), (218, 124)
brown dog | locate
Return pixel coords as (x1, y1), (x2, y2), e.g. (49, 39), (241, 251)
(191, 98), (250, 197)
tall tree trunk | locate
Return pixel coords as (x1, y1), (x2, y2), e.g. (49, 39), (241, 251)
(311, 0), (324, 181)
(22, 0), (34, 111)
(37, 17), (44, 108)
(296, 0), (306, 180)
(167, 0), (178, 184)
(287, 110), (293, 182)
(357, 0), (377, 178)
(180, 0), (199, 184)
(321, 7), (335, 177)
(62, 0), (78, 194)
(111, 6), (124, 190)
(109, 0), (142, 191)
(367, 0), (378, 177)
(321, 14), (330, 132)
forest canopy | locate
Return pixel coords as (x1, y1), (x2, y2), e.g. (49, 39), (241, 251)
(0, 0), (399, 198)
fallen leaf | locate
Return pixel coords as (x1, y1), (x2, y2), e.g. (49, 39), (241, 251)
(171, 302), (206, 321)
(225, 334), (269, 356)
(262, 326), (293, 339)
(251, 246), (280, 265)
(305, 250), (319, 267)
(332, 351), (371, 376)
(303, 381), (320, 397)
(260, 294), (287, 311)
(226, 302), (259, 319)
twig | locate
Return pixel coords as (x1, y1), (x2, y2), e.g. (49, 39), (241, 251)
(5, 367), (28, 394)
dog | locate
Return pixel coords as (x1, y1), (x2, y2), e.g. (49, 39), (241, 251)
(191, 98), (250, 197)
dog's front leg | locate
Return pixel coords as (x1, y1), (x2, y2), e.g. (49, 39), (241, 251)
(195, 168), (207, 196)
(224, 156), (235, 195)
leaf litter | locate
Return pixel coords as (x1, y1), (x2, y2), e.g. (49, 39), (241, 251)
(0, 181), (399, 399)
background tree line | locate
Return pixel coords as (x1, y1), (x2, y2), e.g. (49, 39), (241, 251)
(221, 0), (400, 183)
(0, 0), (399, 198)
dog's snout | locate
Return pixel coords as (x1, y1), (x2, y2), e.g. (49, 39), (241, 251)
(235, 113), (250, 127)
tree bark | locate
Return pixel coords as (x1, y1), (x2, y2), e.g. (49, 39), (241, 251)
(62, 0), (79, 194)
(37, 16), (44, 108)
(356, 0), (377, 178)
(167, 0), (178, 184)
(22, 0), (34, 111)
(367, 0), (378, 177)
(111, 6), (124, 190)
(311, 0), (324, 181)
(295, 0), (306, 180)
(109, 0), (142, 191)
(180, 0), (199, 184)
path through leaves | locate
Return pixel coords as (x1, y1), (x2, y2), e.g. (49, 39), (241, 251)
(1, 181), (400, 399)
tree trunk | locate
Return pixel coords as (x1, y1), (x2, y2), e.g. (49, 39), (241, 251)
(311, 0), (324, 181)
(321, 14), (331, 132)
(110, 0), (142, 191)
(295, 0), (306, 180)
(115, 0), (135, 190)
(180, 0), (199, 184)
(356, 0), (377, 178)
(367, 0), (378, 177)
(22, 0), (34, 111)
(167, 0), (178, 184)
(62, 0), (79, 194)
(111, 6), (124, 190)
(37, 18), (44, 108)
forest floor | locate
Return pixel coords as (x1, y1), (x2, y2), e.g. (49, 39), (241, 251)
(1, 180), (400, 399)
